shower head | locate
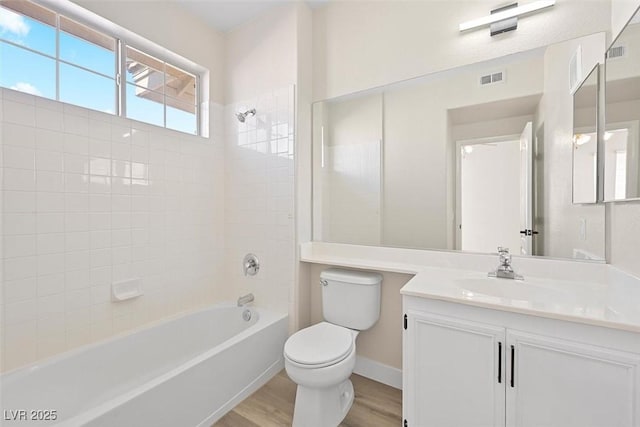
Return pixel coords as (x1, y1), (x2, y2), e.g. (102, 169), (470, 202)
(236, 109), (256, 123)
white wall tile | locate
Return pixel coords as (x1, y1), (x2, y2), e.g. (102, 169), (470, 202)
(4, 213), (36, 235)
(4, 278), (37, 303)
(2, 89), (223, 372)
(36, 171), (64, 192)
(3, 146), (35, 170)
(37, 192), (65, 213)
(37, 253), (65, 275)
(37, 273), (65, 296)
(4, 100), (36, 126)
(37, 233), (65, 255)
(37, 213), (64, 234)
(3, 235), (37, 258)
(4, 191), (36, 213)
(4, 168), (36, 191)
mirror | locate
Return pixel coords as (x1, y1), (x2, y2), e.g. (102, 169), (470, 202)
(572, 65), (599, 204)
(605, 7), (640, 202)
(313, 33), (606, 261)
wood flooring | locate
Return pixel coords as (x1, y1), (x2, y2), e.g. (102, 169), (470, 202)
(213, 370), (402, 427)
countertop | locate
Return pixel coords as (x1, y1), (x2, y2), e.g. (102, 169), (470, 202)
(301, 242), (640, 334)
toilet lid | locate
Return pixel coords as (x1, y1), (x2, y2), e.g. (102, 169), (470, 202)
(284, 322), (354, 367)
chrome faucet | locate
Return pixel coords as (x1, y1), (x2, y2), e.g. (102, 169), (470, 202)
(237, 293), (255, 307)
(488, 247), (523, 280)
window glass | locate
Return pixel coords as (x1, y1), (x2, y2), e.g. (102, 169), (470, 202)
(165, 64), (196, 105)
(60, 63), (115, 113)
(0, 0), (203, 136)
(126, 83), (164, 127)
(0, 1), (56, 56)
(59, 16), (115, 77)
(0, 41), (55, 98)
(126, 47), (164, 92)
(166, 98), (197, 135)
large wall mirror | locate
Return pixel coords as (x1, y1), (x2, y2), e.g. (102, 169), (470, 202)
(313, 32), (607, 261)
(605, 7), (640, 202)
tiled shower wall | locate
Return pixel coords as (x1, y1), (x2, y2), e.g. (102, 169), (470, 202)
(0, 88), (225, 372)
(223, 86), (295, 315)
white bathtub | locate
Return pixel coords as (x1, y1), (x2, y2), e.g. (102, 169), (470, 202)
(0, 304), (288, 427)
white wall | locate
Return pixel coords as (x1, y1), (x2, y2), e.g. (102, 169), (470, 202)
(312, 0), (611, 101)
(1, 89), (225, 372)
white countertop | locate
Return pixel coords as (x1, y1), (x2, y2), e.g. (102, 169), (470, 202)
(301, 242), (640, 333)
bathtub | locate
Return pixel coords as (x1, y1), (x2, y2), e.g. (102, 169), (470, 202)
(0, 304), (288, 427)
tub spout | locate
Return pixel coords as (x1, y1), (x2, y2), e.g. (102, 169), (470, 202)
(237, 293), (254, 307)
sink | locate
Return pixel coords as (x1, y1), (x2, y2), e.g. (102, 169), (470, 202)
(453, 277), (572, 303)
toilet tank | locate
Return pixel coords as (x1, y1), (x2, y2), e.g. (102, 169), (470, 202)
(320, 268), (382, 331)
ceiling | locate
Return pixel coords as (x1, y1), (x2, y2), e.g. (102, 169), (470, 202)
(177, 0), (326, 33)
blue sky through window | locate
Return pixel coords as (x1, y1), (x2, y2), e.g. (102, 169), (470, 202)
(0, 3), (198, 135)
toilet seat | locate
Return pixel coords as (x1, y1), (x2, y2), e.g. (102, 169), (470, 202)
(284, 322), (354, 368)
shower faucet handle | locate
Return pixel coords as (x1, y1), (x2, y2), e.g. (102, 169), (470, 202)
(243, 253), (260, 276)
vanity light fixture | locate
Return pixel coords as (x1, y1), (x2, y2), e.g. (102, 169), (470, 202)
(459, 0), (556, 36)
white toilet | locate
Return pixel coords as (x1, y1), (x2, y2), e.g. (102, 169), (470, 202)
(284, 268), (382, 427)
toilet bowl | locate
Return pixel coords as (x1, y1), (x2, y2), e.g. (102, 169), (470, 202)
(284, 322), (359, 427)
(284, 268), (382, 427)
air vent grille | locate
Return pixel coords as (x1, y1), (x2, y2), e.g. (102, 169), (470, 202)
(479, 71), (505, 86)
(609, 45), (626, 59)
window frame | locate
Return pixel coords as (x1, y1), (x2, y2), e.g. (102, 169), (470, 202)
(0, 0), (208, 137)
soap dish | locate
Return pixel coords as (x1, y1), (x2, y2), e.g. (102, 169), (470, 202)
(111, 278), (143, 302)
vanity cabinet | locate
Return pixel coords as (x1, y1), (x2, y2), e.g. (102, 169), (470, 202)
(403, 300), (640, 427)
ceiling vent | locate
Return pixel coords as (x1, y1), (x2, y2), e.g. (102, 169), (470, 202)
(608, 44), (626, 59)
(479, 71), (505, 86)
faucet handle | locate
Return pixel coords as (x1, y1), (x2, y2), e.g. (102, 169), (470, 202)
(497, 246), (510, 255)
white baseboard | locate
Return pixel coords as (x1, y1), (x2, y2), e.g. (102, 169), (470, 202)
(354, 355), (402, 390)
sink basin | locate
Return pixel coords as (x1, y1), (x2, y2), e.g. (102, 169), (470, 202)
(453, 277), (572, 303)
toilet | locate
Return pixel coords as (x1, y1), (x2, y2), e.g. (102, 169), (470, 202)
(284, 268), (382, 427)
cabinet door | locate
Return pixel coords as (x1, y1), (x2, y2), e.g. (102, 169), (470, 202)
(404, 311), (506, 427)
(506, 330), (640, 427)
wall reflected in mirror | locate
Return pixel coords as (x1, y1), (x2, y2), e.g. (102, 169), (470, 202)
(572, 65), (599, 204)
(605, 8), (640, 202)
(313, 33), (607, 261)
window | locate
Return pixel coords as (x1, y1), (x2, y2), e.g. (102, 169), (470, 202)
(0, 0), (203, 136)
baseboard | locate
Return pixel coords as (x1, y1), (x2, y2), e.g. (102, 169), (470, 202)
(354, 355), (402, 390)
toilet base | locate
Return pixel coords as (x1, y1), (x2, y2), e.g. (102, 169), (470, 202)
(292, 378), (354, 427)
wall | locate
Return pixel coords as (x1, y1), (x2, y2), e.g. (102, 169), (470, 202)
(308, 264), (412, 371)
(312, 0), (611, 101)
(1, 89), (224, 372)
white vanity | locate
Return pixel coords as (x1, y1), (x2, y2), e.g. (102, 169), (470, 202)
(401, 268), (640, 427)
